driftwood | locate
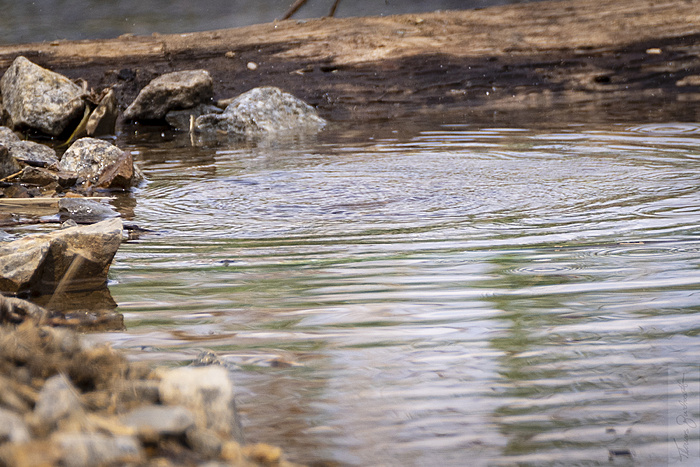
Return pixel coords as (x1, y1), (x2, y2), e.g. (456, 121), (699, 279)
(0, 0), (699, 123)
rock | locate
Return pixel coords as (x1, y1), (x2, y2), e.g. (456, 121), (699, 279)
(95, 151), (134, 189)
(123, 69), (214, 121)
(0, 218), (123, 295)
(193, 86), (326, 140)
(58, 197), (119, 223)
(6, 140), (58, 167)
(0, 56), (85, 136)
(158, 366), (244, 442)
(165, 103), (222, 130)
(0, 125), (20, 144)
(19, 166), (78, 188)
(32, 373), (84, 431)
(53, 433), (144, 467)
(2, 183), (31, 198)
(57, 137), (132, 185)
(0, 144), (22, 178)
(86, 88), (118, 136)
(120, 405), (196, 439)
(0, 408), (31, 444)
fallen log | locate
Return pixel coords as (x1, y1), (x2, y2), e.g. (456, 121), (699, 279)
(0, 0), (699, 123)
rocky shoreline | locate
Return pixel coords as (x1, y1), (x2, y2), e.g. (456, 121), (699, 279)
(0, 56), (327, 466)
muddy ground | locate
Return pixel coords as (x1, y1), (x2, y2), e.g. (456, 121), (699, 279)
(0, 0), (699, 125)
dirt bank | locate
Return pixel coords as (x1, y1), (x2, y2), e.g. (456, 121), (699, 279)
(1, 0), (699, 123)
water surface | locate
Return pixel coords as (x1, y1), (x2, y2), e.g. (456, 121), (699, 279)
(97, 120), (699, 465)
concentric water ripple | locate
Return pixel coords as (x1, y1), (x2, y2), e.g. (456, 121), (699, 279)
(100, 121), (700, 466)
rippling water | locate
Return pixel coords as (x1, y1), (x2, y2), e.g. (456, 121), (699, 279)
(94, 120), (700, 465)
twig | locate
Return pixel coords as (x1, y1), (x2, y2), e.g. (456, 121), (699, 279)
(0, 170), (23, 183)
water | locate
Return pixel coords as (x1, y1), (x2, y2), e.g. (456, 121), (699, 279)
(72, 119), (700, 465)
(0, 0), (536, 45)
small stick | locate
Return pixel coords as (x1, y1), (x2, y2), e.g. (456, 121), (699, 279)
(0, 170), (23, 183)
(282, 0), (308, 20)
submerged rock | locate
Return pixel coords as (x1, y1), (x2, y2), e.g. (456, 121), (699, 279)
(193, 86), (326, 140)
(0, 217), (123, 295)
(124, 69), (214, 121)
(0, 56), (85, 136)
(57, 137), (136, 186)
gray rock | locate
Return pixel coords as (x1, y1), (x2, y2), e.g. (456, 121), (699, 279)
(33, 373), (83, 429)
(0, 126), (20, 144)
(165, 103), (222, 130)
(158, 366), (244, 442)
(6, 140), (58, 167)
(53, 433), (144, 467)
(19, 166), (78, 188)
(0, 144), (22, 178)
(0, 56), (85, 136)
(0, 218), (123, 295)
(120, 405), (196, 437)
(57, 137), (129, 184)
(58, 198), (119, 223)
(0, 408), (31, 444)
(193, 86), (326, 140)
(124, 69), (214, 121)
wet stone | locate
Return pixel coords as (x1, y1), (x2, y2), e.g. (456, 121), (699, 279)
(57, 137), (129, 184)
(0, 56), (85, 136)
(194, 86), (326, 140)
(19, 166), (59, 186)
(95, 151), (134, 189)
(58, 197), (119, 222)
(0, 218), (123, 295)
(124, 69), (214, 121)
(6, 140), (58, 167)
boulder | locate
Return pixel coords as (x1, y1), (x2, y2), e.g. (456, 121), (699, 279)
(0, 56), (85, 136)
(57, 137), (134, 185)
(158, 366), (244, 442)
(6, 140), (58, 168)
(193, 86), (326, 140)
(0, 144), (21, 178)
(123, 69), (213, 121)
(0, 218), (123, 295)
(58, 197), (119, 223)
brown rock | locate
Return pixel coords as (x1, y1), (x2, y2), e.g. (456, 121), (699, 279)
(0, 218), (123, 295)
(96, 151), (134, 189)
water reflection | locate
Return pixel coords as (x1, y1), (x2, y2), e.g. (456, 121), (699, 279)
(89, 120), (700, 465)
